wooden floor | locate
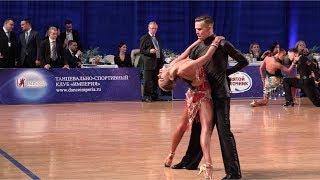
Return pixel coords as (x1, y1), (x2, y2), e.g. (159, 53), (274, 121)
(0, 98), (320, 179)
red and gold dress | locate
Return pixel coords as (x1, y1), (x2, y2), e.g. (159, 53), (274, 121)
(185, 67), (212, 124)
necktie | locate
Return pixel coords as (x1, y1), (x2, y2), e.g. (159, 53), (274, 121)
(6, 32), (10, 39)
(51, 41), (58, 60)
(25, 31), (29, 44)
(151, 36), (160, 58)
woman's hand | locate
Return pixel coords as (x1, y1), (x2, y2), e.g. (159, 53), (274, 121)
(212, 36), (225, 46)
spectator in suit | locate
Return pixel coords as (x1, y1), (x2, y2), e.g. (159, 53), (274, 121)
(40, 26), (67, 69)
(60, 20), (82, 50)
(139, 21), (164, 102)
(0, 18), (18, 68)
(63, 40), (82, 68)
(17, 19), (41, 68)
(114, 42), (133, 68)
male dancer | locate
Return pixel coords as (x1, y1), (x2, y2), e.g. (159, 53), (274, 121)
(172, 15), (248, 179)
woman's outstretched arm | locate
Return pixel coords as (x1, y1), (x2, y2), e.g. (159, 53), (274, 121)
(175, 36), (225, 81)
(170, 39), (202, 65)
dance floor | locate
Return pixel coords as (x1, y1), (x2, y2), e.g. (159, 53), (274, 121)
(0, 98), (320, 179)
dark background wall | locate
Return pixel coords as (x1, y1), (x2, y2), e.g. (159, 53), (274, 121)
(1, 1), (319, 55)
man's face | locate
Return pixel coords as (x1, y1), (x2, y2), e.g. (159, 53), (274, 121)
(20, 21), (30, 31)
(148, 24), (158, 36)
(195, 21), (212, 40)
(273, 45), (280, 54)
(69, 42), (78, 52)
(49, 29), (58, 40)
(4, 20), (14, 32)
(65, 23), (72, 32)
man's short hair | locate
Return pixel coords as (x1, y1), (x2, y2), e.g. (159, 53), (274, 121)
(22, 18), (31, 25)
(288, 48), (299, 54)
(68, 40), (77, 46)
(65, 19), (72, 25)
(195, 15), (214, 26)
(48, 26), (58, 33)
(148, 21), (158, 27)
(4, 18), (14, 24)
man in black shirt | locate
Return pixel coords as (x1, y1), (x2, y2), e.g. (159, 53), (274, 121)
(283, 48), (320, 107)
(171, 15), (248, 179)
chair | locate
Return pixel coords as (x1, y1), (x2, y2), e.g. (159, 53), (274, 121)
(104, 55), (115, 65)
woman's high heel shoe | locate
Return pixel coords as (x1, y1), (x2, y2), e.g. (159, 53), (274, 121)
(164, 152), (175, 167)
(198, 164), (213, 179)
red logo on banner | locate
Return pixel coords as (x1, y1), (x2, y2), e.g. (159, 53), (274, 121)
(17, 78), (26, 88)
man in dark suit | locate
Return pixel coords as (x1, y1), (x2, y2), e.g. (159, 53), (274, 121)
(0, 18), (18, 68)
(171, 15), (248, 179)
(60, 19), (82, 50)
(62, 40), (82, 68)
(17, 19), (41, 68)
(139, 21), (164, 102)
(40, 26), (67, 69)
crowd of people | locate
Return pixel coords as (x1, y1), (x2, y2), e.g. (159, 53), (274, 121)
(0, 18), (134, 69)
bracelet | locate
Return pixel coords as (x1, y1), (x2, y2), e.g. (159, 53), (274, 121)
(210, 43), (218, 48)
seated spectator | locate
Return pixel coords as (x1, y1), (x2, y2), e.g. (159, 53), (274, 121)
(248, 42), (262, 61)
(60, 20), (82, 50)
(114, 42), (133, 68)
(63, 40), (82, 68)
(40, 26), (67, 69)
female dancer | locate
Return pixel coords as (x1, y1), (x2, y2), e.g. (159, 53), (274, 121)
(160, 36), (224, 179)
(250, 49), (296, 107)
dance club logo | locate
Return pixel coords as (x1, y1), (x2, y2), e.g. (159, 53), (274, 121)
(15, 70), (48, 100)
(229, 72), (252, 93)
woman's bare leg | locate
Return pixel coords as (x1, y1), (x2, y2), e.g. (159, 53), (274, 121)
(165, 107), (189, 166)
(199, 100), (214, 178)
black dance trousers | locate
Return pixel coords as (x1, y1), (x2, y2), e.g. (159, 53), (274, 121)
(283, 77), (320, 107)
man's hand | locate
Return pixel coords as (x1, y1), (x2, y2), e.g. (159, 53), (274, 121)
(75, 50), (82, 58)
(0, 52), (4, 59)
(63, 65), (70, 69)
(35, 60), (41, 66)
(44, 64), (51, 69)
(150, 49), (157, 54)
(213, 36), (225, 45)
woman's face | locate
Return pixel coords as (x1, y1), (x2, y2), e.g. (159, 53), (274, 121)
(251, 44), (260, 54)
(297, 42), (306, 52)
(119, 44), (127, 53)
(273, 45), (280, 54)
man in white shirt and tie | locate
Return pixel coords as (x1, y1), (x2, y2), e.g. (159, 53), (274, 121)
(40, 26), (68, 69)
(0, 18), (18, 68)
(139, 21), (165, 102)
